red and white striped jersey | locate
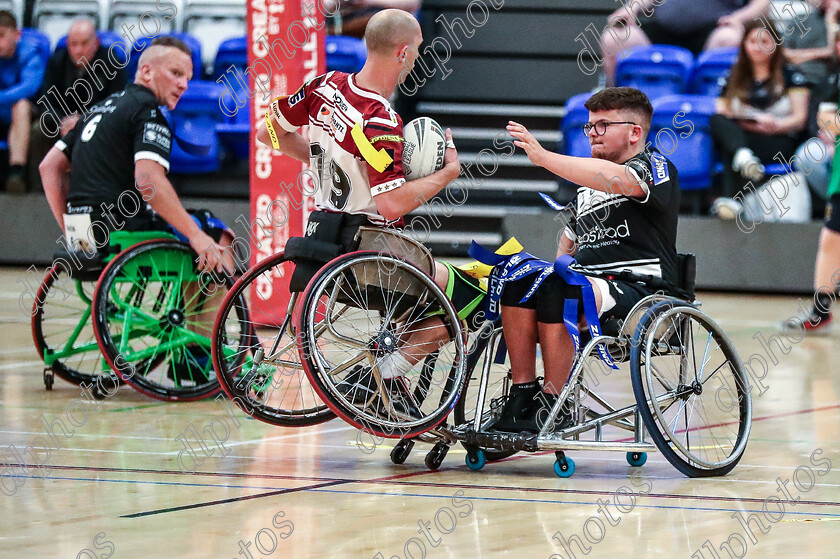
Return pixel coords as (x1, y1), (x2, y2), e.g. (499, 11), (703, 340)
(270, 71), (406, 224)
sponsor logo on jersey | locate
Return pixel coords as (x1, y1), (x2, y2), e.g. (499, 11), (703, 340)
(332, 91), (350, 113)
(650, 152), (669, 185)
(142, 122), (171, 150)
(577, 219), (631, 244)
(288, 85), (306, 107)
(370, 135), (404, 143)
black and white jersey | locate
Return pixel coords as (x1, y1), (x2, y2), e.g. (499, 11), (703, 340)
(564, 148), (680, 286)
(59, 83), (172, 207)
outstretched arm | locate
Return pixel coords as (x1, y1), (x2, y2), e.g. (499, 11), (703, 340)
(507, 121), (646, 198)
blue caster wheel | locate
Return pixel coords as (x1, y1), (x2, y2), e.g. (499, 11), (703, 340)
(465, 449), (486, 471)
(553, 455), (575, 478)
(626, 452), (647, 467)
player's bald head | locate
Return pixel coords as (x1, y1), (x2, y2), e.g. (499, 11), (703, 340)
(136, 37), (192, 76)
(365, 9), (421, 56)
(68, 18), (96, 41)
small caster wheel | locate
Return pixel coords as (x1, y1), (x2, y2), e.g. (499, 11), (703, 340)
(43, 369), (54, 391)
(390, 438), (415, 464)
(424, 442), (449, 470)
(553, 451), (575, 478)
(92, 375), (118, 400)
(465, 449), (486, 471)
(626, 452), (647, 467)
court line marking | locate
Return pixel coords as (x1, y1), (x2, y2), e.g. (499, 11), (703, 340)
(306, 488), (840, 519)
(6, 462), (840, 513)
(120, 479), (352, 518)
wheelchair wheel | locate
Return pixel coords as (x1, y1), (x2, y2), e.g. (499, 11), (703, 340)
(298, 251), (467, 438)
(212, 251), (334, 426)
(630, 301), (751, 477)
(32, 263), (121, 388)
(92, 239), (238, 401)
(453, 322), (518, 461)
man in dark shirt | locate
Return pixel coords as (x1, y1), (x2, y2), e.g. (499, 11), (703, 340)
(490, 87), (681, 432)
(39, 36), (228, 272)
(28, 19), (127, 191)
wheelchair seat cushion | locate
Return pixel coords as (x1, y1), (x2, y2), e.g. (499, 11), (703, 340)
(52, 249), (105, 282)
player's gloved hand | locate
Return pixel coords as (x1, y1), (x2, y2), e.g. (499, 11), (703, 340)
(507, 121), (548, 167)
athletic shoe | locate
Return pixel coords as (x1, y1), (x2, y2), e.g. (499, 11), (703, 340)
(488, 385), (573, 433)
(4, 171), (27, 194)
(782, 310), (833, 334)
(732, 148), (765, 183)
(381, 376), (421, 419)
(711, 197), (743, 220)
(167, 344), (212, 385)
(337, 366), (377, 404)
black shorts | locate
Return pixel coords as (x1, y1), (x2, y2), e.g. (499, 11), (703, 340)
(500, 273), (654, 324)
(639, 17), (718, 56)
(825, 194), (840, 233)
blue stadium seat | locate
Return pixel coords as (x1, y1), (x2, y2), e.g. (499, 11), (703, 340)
(327, 35), (366, 73)
(650, 95), (717, 191)
(125, 32), (204, 82)
(212, 36), (246, 81)
(560, 92), (592, 158)
(21, 28), (51, 65)
(690, 47), (738, 96)
(615, 45), (694, 102)
(169, 80), (225, 174)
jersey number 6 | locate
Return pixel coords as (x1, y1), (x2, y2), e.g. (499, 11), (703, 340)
(81, 115), (103, 143)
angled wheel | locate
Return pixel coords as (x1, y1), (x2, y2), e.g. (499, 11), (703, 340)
(454, 322), (518, 461)
(92, 239), (238, 401)
(630, 301), (752, 477)
(31, 263), (121, 388)
(212, 250), (334, 426)
(298, 251), (467, 438)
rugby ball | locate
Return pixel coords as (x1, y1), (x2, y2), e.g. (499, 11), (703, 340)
(402, 117), (446, 181)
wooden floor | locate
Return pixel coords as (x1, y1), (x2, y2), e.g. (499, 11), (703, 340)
(2, 265), (839, 558)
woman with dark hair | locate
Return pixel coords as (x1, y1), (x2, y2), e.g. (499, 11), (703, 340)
(711, 19), (810, 213)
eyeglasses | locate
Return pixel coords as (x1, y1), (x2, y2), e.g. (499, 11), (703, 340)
(582, 121), (638, 136)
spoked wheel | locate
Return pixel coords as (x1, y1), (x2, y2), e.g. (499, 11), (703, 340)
(31, 263), (122, 389)
(630, 301), (752, 477)
(454, 322), (518, 461)
(212, 251), (334, 426)
(92, 240), (240, 401)
(298, 251), (467, 438)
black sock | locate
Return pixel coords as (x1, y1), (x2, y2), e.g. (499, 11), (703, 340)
(9, 164), (23, 175)
(513, 380), (539, 391)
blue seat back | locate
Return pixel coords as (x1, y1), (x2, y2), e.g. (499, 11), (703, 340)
(173, 80), (227, 122)
(615, 45), (694, 102)
(650, 95), (716, 190)
(213, 36), (247, 81)
(326, 35), (366, 73)
(561, 92), (593, 158)
(690, 47), (737, 96)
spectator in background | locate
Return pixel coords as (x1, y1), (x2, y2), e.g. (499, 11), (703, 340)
(326, 0), (421, 38)
(28, 19), (127, 192)
(600, 0), (771, 87)
(0, 10), (45, 193)
(710, 20), (809, 216)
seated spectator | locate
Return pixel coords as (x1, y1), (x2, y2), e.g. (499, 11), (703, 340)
(784, 0), (840, 137)
(28, 19), (127, 192)
(0, 10), (45, 193)
(325, 0), (421, 38)
(710, 20), (809, 213)
(600, 0), (771, 87)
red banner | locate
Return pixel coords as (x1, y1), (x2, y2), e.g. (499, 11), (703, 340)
(247, 0), (324, 322)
